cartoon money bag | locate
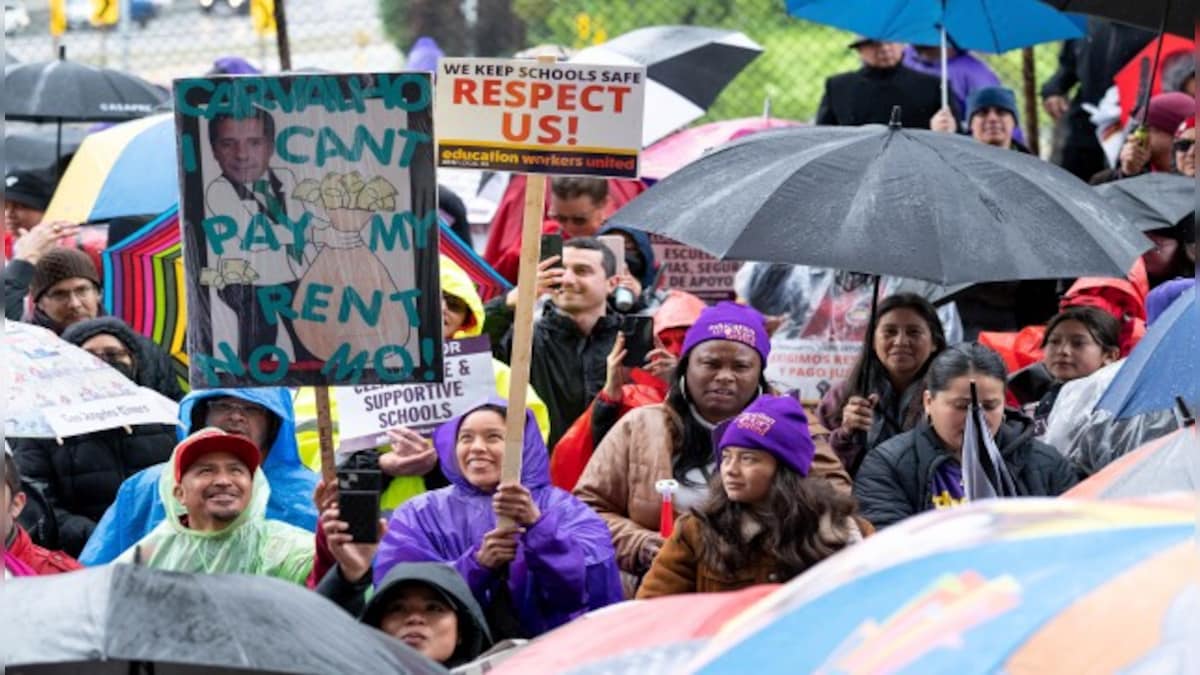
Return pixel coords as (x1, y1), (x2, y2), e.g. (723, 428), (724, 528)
(289, 171), (412, 363)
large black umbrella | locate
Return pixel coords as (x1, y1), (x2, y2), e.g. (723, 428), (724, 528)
(610, 110), (1150, 286)
(572, 26), (763, 146)
(4, 51), (166, 123)
(1095, 173), (1196, 232)
(0, 565), (444, 674)
(1040, 0), (1191, 38)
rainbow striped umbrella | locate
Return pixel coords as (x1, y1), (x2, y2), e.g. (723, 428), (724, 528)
(102, 206), (187, 387)
(43, 113), (176, 224)
(439, 219), (511, 302)
(688, 497), (1200, 674)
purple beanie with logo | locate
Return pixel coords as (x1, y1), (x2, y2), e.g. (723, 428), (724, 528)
(681, 302), (771, 364)
(717, 394), (816, 476)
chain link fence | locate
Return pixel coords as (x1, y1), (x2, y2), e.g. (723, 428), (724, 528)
(6, 0), (1065, 148)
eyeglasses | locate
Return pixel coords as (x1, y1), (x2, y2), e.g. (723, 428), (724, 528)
(548, 213), (594, 227)
(208, 399), (269, 419)
(43, 283), (98, 304)
(87, 348), (130, 362)
(1173, 139), (1195, 153)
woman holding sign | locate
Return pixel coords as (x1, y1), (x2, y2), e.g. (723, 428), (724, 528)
(373, 398), (622, 640)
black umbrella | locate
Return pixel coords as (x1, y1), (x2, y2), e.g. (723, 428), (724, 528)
(5, 125), (89, 176)
(1095, 173), (1196, 232)
(4, 53), (166, 123)
(572, 26), (763, 146)
(610, 108), (1150, 286)
(0, 565), (445, 674)
(1040, 0), (1190, 38)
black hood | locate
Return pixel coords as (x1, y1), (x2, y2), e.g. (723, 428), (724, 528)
(360, 562), (492, 668)
(60, 316), (185, 401)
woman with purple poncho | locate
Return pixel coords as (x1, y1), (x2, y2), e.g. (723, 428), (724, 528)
(373, 398), (622, 640)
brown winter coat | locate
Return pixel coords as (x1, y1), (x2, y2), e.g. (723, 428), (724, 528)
(573, 404), (851, 588)
(636, 515), (786, 598)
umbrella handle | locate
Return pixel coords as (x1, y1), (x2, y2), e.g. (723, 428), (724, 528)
(940, 24), (949, 112)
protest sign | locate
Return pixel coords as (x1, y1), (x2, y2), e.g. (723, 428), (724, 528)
(650, 233), (741, 303)
(766, 339), (863, 406)
(174, 73), (442, 388)
(334, 337), (496, 451)
(435, 57), (646, 178)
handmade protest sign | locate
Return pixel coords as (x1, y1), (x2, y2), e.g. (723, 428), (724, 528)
(334, 337), (496, 450)
(650, 233), (741, 303)
(436, 57), (646, 178)
(174, 73), (442, 388)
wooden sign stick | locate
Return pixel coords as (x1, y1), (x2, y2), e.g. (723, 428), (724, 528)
(315, 384), (337, 485)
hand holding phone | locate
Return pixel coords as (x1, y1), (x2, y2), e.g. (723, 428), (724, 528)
(621, 315), (655, 368)
(336, 467), (382, 543)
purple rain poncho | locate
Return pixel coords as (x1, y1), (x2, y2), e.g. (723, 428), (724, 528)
(373, 400), (622, 637)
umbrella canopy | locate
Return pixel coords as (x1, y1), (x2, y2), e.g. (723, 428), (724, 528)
(688, 497), (1200, 674)
(4, 125), (88, 175)
(786, 0), (1083, 52)
(0, 564), (442, 674)
(103, 206), (188, 387)
(1040, 0), (1192, 38)
(610, 118), (1150, 285)
(489, 586), (777, 675)
(572, 26), (763, 147)
(43, 113), (177, 223)
(1095, 173), (1197, 232)
(1097, 288), (1198, 419)
(3, 321), (179, 439)
(3, 55), (166, 123)
(641, 117), (802, 181)
(1066, 425), (1200, 499)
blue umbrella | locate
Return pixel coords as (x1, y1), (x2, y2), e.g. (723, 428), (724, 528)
(1097, 288), (1198, 419)
(785, 0), (1084, 53)
(786, 0), (1084, 108)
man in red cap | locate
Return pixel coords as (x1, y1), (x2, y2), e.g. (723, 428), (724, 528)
(115, 428), (313, 583)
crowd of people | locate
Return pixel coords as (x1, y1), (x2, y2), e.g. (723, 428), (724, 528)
(2, 25), (1196, 671)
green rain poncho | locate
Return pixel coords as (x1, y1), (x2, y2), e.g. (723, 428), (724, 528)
(115, 447), (314, 584)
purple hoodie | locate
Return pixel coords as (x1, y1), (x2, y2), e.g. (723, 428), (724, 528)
(373, 399), (622, 637)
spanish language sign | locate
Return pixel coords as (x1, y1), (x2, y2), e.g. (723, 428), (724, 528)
(650, 233), (741, 303)
(334, 337), (496, 450)
(435, 58), (646, 178)
(174, 73), (442, 388)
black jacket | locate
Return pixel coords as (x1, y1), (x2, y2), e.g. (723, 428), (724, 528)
(816, 65), (951, 128)
(60, 316), (186, 401)
(13, 424), (177, 556)
(3, 258), (34, 323)
(853, 416), (1081, 529)
(486, 298), (622, 448)
(1040, 21), (1153, 147)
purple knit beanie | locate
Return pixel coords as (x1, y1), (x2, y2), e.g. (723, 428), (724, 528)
(717, 395), (816, 476)
(680, 302), (771, 364)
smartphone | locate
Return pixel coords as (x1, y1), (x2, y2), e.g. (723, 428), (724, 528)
(336, 467), (382, 543)
(540, 233), (563, 267)
(621, 315), (655, 368)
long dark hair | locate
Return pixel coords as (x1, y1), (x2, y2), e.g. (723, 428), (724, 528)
(665, 351), (769, 486)
(695, 466), (858, 579)
(844, 293), (947, 400)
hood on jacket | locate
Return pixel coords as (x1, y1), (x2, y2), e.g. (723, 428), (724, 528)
(178, 387), (299, 475)
(156, 438), (271, 537)
(431, 397), (548, 493)
(360, 561), (493, 668)
(598, 223), (658, 291)
(440, 255), (485, 340)
(653, 290), (707, 337)
(59, 316), (185, 401)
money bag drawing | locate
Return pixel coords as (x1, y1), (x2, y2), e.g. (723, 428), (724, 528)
(290, 170), (412, 363)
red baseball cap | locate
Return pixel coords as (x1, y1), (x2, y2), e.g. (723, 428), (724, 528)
(174, 427), (261, 483)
